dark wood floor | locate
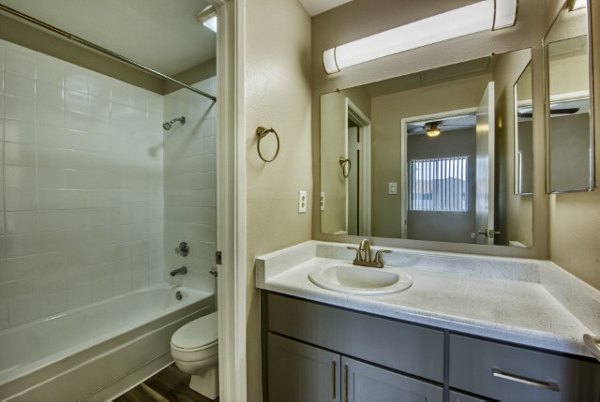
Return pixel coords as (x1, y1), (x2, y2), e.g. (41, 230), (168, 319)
(114, 364), (217, 402)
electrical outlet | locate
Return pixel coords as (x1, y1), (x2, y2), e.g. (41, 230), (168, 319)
(298, 190), (307, 213)
(320, 192), (325, 211)
(388, 182), (398, 195)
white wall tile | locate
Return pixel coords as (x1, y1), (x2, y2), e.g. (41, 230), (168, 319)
(4, 45), (36, 79)
(4, 95), (35, 121)
(4, 72), (35, 99)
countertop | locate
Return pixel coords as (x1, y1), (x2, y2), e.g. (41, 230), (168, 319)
(255, 241), (600, 359)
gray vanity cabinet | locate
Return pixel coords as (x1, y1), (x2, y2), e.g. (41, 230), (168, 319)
(267, 333), (443, 402)
(265, 293), (600, 402)
(268, 333), (341, 402)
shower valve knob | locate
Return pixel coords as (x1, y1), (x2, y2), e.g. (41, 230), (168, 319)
(175, 241), (189, 257)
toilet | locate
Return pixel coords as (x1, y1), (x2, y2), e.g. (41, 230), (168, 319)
(170, 312), (219, 399)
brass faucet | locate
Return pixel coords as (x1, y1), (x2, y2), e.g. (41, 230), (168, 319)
(347, 239), (391, 268)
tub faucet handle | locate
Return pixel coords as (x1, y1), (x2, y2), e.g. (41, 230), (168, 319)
(175, 241), (189, 257)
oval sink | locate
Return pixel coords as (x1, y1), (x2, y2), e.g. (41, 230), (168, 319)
(308, 265), (412, 295)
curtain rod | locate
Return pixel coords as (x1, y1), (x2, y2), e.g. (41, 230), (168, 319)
(0, 4), (217, 102)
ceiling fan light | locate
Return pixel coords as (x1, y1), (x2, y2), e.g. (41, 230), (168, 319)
(426, 127), (441, 137)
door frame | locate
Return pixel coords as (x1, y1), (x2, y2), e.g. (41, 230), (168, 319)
(400, 107), (477, 238)
(211, 0), (247, 401)
(345, 98), (372, 236)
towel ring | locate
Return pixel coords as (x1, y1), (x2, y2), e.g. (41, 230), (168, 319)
(339, 157), (351, 178)
(256, 126), (280, 162)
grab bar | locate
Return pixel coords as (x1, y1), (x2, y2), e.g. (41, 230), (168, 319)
(583, 334), (600, 362)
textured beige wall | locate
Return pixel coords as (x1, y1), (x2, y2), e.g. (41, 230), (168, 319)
(244, 0), (312, 400)
(493, 49), (533, 247)
(311, 0), (550, 258)
(549, 2), (600, 290)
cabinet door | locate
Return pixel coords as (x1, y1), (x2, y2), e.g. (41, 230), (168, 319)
(342, 357), (443, 402)
(268, 333), (340, 402)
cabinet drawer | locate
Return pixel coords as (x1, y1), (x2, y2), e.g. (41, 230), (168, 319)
(267, 293), (444, 382)
(449, 334), (600, 402)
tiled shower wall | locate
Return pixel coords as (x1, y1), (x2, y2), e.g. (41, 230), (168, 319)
(0, 40), (165, 329)
(163, 78), (216, 293)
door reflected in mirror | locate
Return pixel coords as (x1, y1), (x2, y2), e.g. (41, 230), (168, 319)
(320, 49), (533, 247)
(547, 34), (593, 193)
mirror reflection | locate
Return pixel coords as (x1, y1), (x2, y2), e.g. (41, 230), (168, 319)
(515, 62), (533, 195)
(547, 34), (593, 192)
(320, 48), (533, 247)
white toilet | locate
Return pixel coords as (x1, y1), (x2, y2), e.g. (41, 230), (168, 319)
(170, 312), (219, 399)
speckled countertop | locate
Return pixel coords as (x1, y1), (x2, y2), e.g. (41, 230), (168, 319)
(255, 241), (600, 359)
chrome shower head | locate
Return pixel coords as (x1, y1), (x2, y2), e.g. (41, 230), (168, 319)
(163, 116), (186, 131)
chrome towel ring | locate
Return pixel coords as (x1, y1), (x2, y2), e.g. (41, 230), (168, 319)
(339, 157), (351, 178)
(256, 126), (280, 162)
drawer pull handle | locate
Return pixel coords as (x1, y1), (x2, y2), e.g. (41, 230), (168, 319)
(344, 364), (349, 402)
(583, 334), (600, 362)
(331, 360), (336, 400)
(492, 369), (560, 392)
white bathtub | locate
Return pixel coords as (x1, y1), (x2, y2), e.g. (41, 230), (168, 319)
(0, 283), (214, 401)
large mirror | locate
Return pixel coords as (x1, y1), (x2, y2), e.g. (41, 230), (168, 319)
(320, 48), (534, 247)
(546, 2), (594, 193)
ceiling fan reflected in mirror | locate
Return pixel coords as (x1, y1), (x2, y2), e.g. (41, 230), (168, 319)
(407, 113), (476, 137)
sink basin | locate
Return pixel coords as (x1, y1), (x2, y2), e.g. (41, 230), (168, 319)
(308, 265), (412, 295)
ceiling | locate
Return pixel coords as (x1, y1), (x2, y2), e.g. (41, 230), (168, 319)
(0, 0), (216, 76)
(298, 0), (354, 16)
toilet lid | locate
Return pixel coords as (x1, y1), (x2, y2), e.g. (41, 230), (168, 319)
(172, 312), (218, 350)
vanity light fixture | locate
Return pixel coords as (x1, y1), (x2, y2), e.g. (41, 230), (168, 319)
(426, 123), (441, 137)
(323, 0), (518, 74)
(567, 0), (587, 10)
(197, 5), (217, 32)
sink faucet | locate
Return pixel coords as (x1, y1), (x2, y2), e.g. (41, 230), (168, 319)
(170, 266), (188, 276)
(348, 239), (391, 268)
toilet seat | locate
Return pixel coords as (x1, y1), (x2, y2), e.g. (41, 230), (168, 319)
(171, 312), (218, 350)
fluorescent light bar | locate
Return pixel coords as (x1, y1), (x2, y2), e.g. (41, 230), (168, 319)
(323, 0), (518, 74)
(568, 0), (587, 10)
(197, 6), (217, 32)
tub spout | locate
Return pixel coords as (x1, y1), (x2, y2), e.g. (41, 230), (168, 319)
(170, 266), (188, 276)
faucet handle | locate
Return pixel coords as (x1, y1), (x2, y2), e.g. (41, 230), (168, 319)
(374, 249), (392, 265)
(347, 246), (360, 262)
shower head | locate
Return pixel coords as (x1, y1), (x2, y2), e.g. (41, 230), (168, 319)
(163, 116), (186, 130)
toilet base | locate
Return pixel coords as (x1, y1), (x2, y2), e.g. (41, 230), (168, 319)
(189, 366), (219, 400)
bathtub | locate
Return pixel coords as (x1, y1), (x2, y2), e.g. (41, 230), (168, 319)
(0, 283), (214, 401)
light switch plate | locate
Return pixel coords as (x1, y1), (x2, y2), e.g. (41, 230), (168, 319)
(320, 192), (325, 211)
(298, 190), (307, 213)
(388, 182), (398, 195)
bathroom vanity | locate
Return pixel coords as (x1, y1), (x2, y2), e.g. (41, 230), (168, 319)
(256, 241), (600, 402)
